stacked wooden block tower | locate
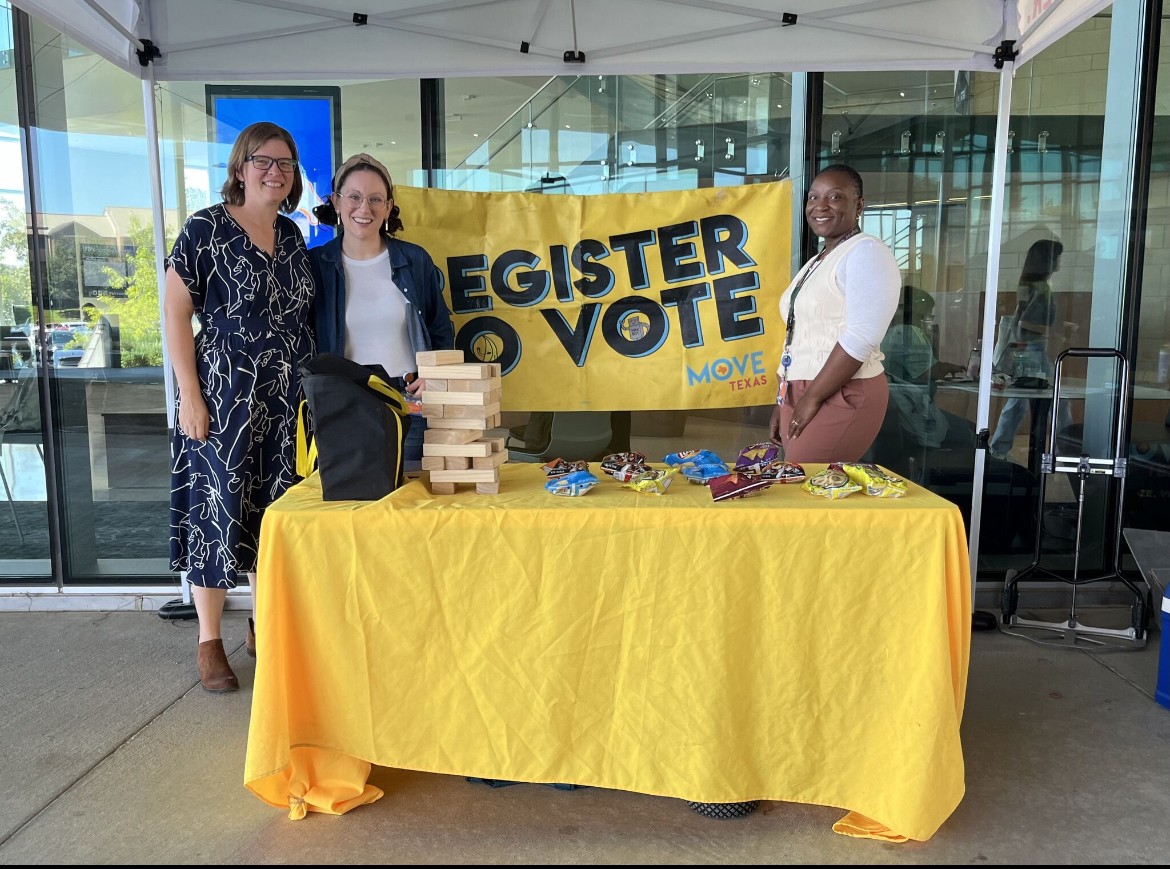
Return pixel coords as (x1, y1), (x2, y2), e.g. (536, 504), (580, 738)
(415, 350), (507, 495)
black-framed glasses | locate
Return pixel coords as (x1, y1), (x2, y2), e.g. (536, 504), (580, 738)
(246, 154), (298, 172)
(336, 191), (389, 210)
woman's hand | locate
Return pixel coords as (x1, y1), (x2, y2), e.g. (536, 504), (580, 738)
(769, 403), (784, 447)
(787, 393), (826, 440)
(178, 390), (210, 442)
(406, 378), (424, 397)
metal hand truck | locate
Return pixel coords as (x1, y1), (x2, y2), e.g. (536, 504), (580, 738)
(1000, 348), (1153, 649)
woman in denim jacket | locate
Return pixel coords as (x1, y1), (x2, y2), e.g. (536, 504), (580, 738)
(310, 153), (454, 469)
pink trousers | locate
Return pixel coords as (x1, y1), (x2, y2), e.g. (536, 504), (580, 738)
(777, 374), (889, 464)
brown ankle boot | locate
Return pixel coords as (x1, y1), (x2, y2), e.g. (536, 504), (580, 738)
(245, 618), (256, 658)
(197, 639), (239, 693)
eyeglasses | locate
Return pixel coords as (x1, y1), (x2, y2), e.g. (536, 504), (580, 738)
(337, 191), (389, 210)
(245, 154), (298, 173)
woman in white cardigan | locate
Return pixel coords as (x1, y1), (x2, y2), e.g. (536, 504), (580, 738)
(768, 164), (901, 463)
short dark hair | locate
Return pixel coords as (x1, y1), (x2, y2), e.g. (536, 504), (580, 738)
(219, 121), (303, 214)
(817, 163), (864, 199)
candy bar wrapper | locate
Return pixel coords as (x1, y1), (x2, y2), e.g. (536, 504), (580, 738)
(757, 460), (806, 484)
(839, 462), (908, 498)
(623, 467), (678, 495)
(802, 465), (862, 499)
(601, 451), (648, 476)
(545, 470), (600, 497)
(542, 458), (591, 477)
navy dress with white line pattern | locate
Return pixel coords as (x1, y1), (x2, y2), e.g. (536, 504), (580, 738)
(166, 203), (316, 588)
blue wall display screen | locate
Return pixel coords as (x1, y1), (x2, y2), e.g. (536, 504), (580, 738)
(205, 85), (341, 248)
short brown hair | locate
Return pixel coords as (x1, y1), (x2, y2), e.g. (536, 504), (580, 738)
(219, 121), (303, 214)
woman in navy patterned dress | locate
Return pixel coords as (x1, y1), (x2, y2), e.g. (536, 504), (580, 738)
(163, 122), (315, 693)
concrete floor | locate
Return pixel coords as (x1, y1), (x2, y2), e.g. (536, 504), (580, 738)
(0, 609), (1166, 865)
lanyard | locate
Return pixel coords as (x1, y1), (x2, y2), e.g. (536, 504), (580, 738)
(777, 228), (860, 406)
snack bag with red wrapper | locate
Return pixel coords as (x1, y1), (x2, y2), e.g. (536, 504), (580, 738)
(709, 470), (775, 502)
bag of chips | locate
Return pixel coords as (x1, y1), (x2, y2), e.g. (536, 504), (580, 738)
(801, 464), (862, 500)
(839, 462), (908, 498)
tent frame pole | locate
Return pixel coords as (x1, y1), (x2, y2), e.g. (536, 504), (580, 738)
(967, 55), (1016, 604)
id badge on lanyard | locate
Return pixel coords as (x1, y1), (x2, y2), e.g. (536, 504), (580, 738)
(777, 260), (818, 406)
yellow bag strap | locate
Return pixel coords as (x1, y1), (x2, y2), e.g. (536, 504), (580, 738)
(295, 400), (317, 477)
(365, 375), (410, 416)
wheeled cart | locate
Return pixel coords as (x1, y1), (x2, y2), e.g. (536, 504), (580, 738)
(1000, 348), (1153, 648)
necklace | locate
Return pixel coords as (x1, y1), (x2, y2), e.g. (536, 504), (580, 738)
(776, 226), (862, 406)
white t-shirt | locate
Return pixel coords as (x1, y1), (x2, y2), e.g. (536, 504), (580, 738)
(342, 250), (416, 378)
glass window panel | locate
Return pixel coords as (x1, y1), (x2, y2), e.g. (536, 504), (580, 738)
(19, 18), (170, 580)
(0, 2), (51, 578)
(818, 11), (1144, 585)
(1129, 12), (1170, 541)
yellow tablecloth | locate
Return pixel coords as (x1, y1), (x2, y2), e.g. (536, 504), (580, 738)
(245, 463), (971, 842)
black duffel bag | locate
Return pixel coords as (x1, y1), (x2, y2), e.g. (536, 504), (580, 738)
(296, 353), (412, 501)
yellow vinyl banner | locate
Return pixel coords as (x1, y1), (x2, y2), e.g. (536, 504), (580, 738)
(393, 181), (791, 411)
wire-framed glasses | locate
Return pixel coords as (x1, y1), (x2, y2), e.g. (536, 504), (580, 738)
(337, 191), (389, 209)
(245, 154), (298, 172)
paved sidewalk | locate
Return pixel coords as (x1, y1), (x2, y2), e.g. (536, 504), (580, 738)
(0, 610), (1166, 864)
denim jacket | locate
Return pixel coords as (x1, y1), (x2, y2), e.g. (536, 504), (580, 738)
(309, 236), (455, 367)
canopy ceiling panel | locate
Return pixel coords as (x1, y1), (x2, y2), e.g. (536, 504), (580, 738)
(1016, 0), (1115, 64)
(10, 0), (1103, 83)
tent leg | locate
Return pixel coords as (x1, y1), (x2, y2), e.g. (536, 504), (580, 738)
(967, 57), (1016, 619)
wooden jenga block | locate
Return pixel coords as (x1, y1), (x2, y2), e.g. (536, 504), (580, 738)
(417, 363), (494, 380)
(420, 403), (445, 418)
(416, 350), (465, 367)
(476, 481), (500, 495)
(420, 455), (445, 471)
(444, 456), (470, 470)
(423, 391), (494, 406)
(487, 388), (502, 405)
(447, 377), (501, 393)
(472, 450), (508, 469)
(427, 417), (491, 430)
(424, 428), (479, 444)
(483, 436), (507, 452)
(430, 481), (457, 495)
(422, 441), (493, 458)
(423, 378), (448, 391)
(488, 363), (502, 377)
(443, 402), (500, 420)
(430, 468), (500, 483)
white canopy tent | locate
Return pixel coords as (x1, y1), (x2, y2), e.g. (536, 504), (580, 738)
(9, 0), (1118, 589)
(13, 0), (1109, 79)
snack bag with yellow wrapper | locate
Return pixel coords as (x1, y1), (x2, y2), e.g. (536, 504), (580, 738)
(623, 467), (678, 495)
(801, 464), (862, 500)
(839, 462), (908, 498)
